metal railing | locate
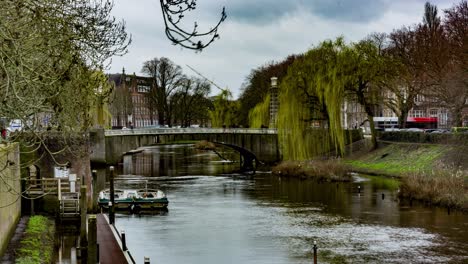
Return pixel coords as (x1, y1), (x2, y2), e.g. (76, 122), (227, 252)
(104, 127), (277, 136)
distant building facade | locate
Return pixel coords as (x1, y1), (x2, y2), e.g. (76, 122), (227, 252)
(108, 70), (158, 128)
(342, 89), (467, 131)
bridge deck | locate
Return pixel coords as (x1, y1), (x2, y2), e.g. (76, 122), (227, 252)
(105, 127), (277, 136)
(97, 214), (128, 264)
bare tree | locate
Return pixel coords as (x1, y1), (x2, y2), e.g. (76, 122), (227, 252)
(160, 0), (227, 50)
(385, 27), (432, 128)
(142, 57), (184, 127)
(171, 77), (211, 127)
(0, 0), (131, 206)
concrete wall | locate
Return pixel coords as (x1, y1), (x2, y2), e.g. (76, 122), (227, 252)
(89, 128), (106, 164)
(0, 143), (21, 257)
(104, 133), (281, 165)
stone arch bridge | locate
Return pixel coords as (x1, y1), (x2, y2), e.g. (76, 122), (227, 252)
(90, 128), (281, 165)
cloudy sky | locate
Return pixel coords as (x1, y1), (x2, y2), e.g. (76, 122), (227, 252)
(108, 0), (457, 98)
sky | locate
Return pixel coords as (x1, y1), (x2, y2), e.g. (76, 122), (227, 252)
(108, 0), (458, 99)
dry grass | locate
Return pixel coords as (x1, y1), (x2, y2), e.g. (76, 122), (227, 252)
(272, 159), (351, 181)
(400, 168), (468, 211)
(194, 140), (216, 150)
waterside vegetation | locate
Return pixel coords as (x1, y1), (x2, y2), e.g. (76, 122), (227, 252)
(346, 142), (468, 211)
(15, 216), (55, 264)
(272, 160), (351, 182)
(400, 169), (467, 211)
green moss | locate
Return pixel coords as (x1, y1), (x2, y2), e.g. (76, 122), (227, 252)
(16, 216), (55, 264)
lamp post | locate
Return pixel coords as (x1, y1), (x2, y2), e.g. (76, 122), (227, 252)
(269, 77), (279, 128)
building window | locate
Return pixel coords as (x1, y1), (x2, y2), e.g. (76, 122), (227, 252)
(411, 110), (424, 117)
(415, 94), (425, 103)
(439, 110), (448, 125)
(137, 85), (150, 93)
(429, 109), (438, 117)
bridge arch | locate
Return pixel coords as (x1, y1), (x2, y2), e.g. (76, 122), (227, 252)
(212, 141), (261, 173)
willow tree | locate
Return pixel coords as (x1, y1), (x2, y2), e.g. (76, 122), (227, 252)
(248, 94), (270, 128)
(277, 38), (347, 160)
(209, 90), (239, 128)
(276, 37), (390, 160)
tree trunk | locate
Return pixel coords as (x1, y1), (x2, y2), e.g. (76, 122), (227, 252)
(451, 106), (463, 127)
(368, 114), (378, 150)
(399, 110), (408, 128)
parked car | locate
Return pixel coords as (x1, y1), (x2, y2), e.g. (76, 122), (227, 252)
(430, 129), (450, 134)
(405, 128), (424, 132)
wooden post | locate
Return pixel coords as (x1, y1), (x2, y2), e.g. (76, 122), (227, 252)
(92, 170), (98, 212)
(313, 241), (317, 264)
(30, 198), (34, 216)
(80, 185), (88, 261)
(121, 230), (127, 251)
(58, 178), (62, 201)
(109, 166), (115, 225)
(87, 215), (97, 264)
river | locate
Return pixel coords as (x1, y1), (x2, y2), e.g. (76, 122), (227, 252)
(105, 144), (467, 263)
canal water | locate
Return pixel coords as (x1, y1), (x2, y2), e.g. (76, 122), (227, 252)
(107, 144), (467, 263)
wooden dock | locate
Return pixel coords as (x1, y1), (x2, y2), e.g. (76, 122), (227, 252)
(24, 177), (81, 219)
(97, 214), (133, 264)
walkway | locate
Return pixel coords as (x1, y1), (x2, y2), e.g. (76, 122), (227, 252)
(97, 214), (128, 264)
(0, 217), (29, 264)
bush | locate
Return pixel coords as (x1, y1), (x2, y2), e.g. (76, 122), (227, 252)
(194, 140), (216, 150)
(452, 127), (468, 133)
(379, 131), (468, 144)
(272, 159), (351, 181)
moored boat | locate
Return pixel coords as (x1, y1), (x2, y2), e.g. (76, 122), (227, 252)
(98, 188), (169, 212)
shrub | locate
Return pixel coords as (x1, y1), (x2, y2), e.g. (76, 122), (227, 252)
(194, 140), (216, 150)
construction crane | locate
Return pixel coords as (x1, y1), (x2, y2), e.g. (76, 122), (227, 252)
(186, 64), (230, 94)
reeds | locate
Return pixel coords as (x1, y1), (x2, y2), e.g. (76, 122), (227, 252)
(194, 140), (216, 150)
(400, 167), (467, 211)
(272, 159), (351, 181)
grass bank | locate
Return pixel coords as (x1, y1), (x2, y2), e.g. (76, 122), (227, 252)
(345, 142), (468, 211)
(15, 215), (55, 264)
(272, 160), (351, 181)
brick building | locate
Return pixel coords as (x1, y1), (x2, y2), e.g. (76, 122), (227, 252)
(108, 70), (158, 128)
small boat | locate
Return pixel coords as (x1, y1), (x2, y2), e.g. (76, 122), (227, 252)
(98, 188), (169, 212)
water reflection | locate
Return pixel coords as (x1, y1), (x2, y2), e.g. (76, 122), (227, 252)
(108, 145), (467, 263)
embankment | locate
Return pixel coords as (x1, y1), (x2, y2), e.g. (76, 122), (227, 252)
(346, 141), (468, 211)
(0, 143), (21, 257)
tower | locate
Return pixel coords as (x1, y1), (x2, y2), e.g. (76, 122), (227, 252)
(269, 77), (279, 128)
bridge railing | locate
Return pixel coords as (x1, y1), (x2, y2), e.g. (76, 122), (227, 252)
(104, 128), (277, 136)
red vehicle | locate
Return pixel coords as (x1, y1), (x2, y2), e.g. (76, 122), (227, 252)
(374, 117), (438, 130)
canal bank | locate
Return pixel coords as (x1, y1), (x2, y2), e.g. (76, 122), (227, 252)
(345, 141), (468, 211)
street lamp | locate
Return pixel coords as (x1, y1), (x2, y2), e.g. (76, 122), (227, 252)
(271, 77), (278, 88)
(269, 77), (279, 128)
